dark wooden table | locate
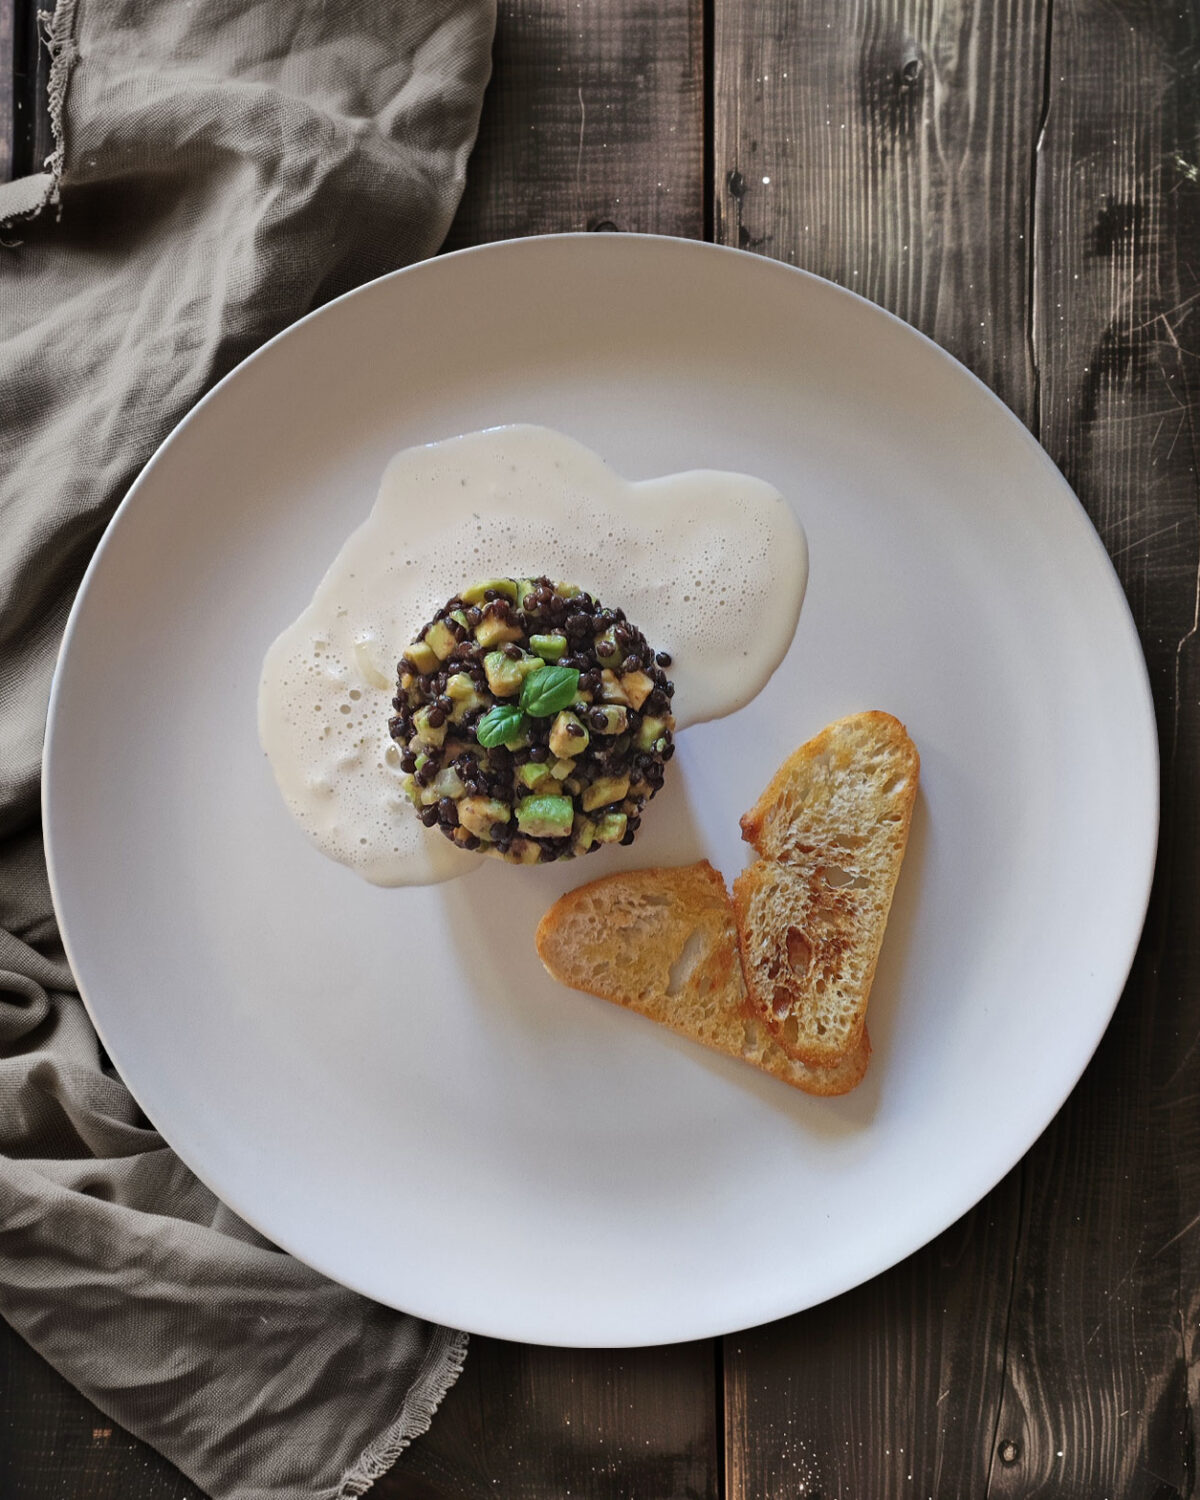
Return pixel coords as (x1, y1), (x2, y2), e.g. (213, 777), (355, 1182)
(4, 3), (1198, 1496)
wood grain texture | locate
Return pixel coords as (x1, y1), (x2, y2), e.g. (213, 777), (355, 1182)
(713, 0), (1048, 422)
(724, 1189), (1026, 1498)
(5, 0), (52, 185)
(444, 0), (704, 248)
(983, 3), (1200, 1494)
(381, 1338), (718, 1499)
(0, 0), (13, 180)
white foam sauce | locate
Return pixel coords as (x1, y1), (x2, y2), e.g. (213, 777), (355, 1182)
(258, 425), (808, 886)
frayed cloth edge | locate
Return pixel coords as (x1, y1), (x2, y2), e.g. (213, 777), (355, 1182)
(330, 1327), (469, 1499)
(0, 0), (79, 229)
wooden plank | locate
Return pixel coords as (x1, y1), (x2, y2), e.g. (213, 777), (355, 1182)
(714, 8), (1050, 1492)
(983, 3), (1200, 1493)
(392, 3), (716, 1493)
(0, 0), (13, 180)
(717, 2), (1200, 1497)
(724, 1190), (1025, 1498)
(381, 1338), (718, 1498)
(444, 0), (704, 248)
(7, 0), (51, 184)
(713, 0), (1047, 424)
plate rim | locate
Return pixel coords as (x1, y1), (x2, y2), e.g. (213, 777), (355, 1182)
(42, 233), (1160, 1345)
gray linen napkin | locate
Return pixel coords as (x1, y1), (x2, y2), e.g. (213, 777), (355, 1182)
(0, 0), (495, 1495)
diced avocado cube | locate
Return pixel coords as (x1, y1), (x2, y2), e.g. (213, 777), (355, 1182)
(592, 705), (628, 735)
(515, 795), (574, 838)
(461, 578), (519, 605)
(457, 797), (511, 840)
(556, 582), (582, 599)
(431, 767), (466, 800)
(549, 710), (590, 759)
(450, 609), (470, 629)
(581, 774), (630, 812)
(411, 751), (430, 774)
(475, 614), (524, 648)
(593, 812), (628, 844)
(423, 620), (459, 661)
(445, 673), (489, 723)
(400, 774), (420, 806)
(600, 669), (631, 705)
(635, 715), (668, 751)
(530, 633), (568, 662)
(549, 757), (576, 781)
(572, 815), (596, 853)
(507, 836), (543, 865)
(517, 761), (553, 792)
(413, 706), (447, 747)
(450, 696), (484, 724)
(620, 670), (655, 710)
(516, 655), (546, 682)
(404, 640), (439, 674)
(484, 650), (526, 697)
(484, 650), (544, 696)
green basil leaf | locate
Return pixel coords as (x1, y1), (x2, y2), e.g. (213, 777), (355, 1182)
(475, 704), (527, 747)
(520, 665), (580, 718)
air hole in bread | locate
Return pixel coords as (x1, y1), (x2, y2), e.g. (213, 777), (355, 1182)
(644, 893), (673, 907)
(780, 1015), (800, 1049)
(809, 910), (840, 939)
(821, 865), (869, 890)
(785, 926), (813, 975)
(881, 774), (907, 796)
(771, 985), (792, 1019)
(828, 833), (865, 851)
(666, 928), (705, 997)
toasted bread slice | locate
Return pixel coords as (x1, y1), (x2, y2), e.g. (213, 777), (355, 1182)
(733, 711), (918, 1066)
(535, 860), (869, 1096)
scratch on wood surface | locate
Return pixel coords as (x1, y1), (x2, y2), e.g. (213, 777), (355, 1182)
(1027, 0), (1056, 437)
(575, 84), (586, 230)
(1157, 1210), (1200, 1258)
(983, 1166), (1028, 1496)
(1108, 517), (1186, 558)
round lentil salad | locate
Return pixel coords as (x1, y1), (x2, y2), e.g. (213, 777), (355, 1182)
(390, 577), (676, 863)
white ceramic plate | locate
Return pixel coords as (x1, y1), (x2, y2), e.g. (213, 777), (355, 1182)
(44, 235), (1157, 1347)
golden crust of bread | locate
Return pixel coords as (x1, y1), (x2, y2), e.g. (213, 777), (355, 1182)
(535, 860), (869, 1096)
(735, 712), (918, 1066)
